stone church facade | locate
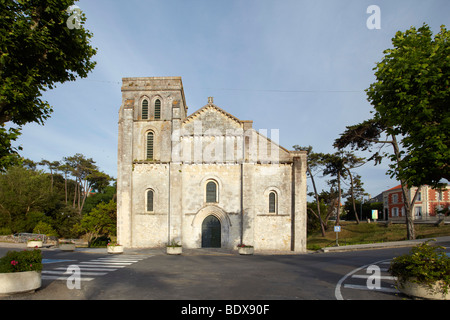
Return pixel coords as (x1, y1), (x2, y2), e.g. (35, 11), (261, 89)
(117, 77), (307, 252)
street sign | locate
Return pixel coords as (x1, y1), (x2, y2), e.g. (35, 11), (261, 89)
(372, 210), (378, 220)
(334, 225), (341, 246)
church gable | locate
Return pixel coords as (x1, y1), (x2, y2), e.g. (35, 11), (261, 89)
(182, 103), (242, 135)
(179, 98), (292, 163)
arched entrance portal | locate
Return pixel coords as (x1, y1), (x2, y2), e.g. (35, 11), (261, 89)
(201, 215), (221, 248)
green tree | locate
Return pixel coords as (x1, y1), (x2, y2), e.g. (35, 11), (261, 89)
(82, 184), (117, 215)
(0, 165), (56, 232)
(335, 24), (450, 239)
(321, 151), (365, 225)
(342, 174), (368, 221)
(75, 200), (117, 247)
(39, 159), (60, 192)
(0, 127), (21, 170)
(0, 0), (97, 170)
(293, 145), (327, 236)
(63, 153), (112, 215)
(366, 24), (450, 187)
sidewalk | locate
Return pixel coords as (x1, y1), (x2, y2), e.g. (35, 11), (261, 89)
(1, 236), (449, 255)
(319, 236), (450, 253)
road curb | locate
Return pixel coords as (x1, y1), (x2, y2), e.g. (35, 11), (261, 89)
(319, 236), (450, 253)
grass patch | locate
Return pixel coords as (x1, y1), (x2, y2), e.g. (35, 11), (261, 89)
(307, 221), (450, 251)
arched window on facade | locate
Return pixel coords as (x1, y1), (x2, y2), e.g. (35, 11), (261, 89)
(154, 99), (161, 120)
(269, 191), (277, 214)
(206, 181), (218, 203)
(142, 99), (149, 120)
(146, 132), (154, 160)
(146, 189), (154, 212)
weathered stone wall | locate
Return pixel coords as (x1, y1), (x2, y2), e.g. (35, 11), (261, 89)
(117, 77), (307, 252)
(181, 163), (242, 249)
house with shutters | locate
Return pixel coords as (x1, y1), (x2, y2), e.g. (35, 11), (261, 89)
(382, 184), (450, 221)
(117, 77), (308, 252)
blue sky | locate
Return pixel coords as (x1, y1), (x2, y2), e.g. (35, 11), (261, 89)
(15, 0), (450, 200)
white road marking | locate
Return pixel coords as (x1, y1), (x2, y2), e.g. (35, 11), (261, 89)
(80, 261), (133, 265)
(343, 284), (400, 293)
(41, 254), (150, 282)
(53, 267), (118, 272)
(335, 259), (394, 300)
(41, 275), (95, 281)
(78, 262), (128, 267)
(42, 270), (108, 276)
(351, 274), (397, 280)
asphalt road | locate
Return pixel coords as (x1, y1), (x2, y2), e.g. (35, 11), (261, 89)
(3, 242), (445, 303)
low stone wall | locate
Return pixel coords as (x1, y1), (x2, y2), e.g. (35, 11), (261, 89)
(0, 235), (15, 243)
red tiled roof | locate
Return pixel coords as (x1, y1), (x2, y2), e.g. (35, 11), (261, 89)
(386, 184), (402, 191)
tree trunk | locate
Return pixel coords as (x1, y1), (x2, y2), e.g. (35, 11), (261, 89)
(72, 180), (77, 209)
(64, 172), (68, 205)
(391, 134), (416, 240)
(308, 166), (326, 236)
(401, 184), (415, 240)
(346, 167), (360, 224)
(336, 171), (341, 226)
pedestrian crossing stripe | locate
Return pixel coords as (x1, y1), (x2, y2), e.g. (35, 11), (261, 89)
(53, 267), (118, 271)
(41, 255), (150, 282)
(41, 275), (96, 281)
(80, 261), (133, 265)
(42, 259), (76, 264)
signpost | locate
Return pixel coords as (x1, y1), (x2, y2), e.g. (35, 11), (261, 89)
(334, 225), (341, 246)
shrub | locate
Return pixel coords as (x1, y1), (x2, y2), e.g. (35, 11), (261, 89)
(167, 240), (182, 247)
(0, 226), (12, 235)
(0, 249), (43, 273)
(389, 241), (450, 295)
(33, 221), (58, 238)
(237, 243), (253, 248)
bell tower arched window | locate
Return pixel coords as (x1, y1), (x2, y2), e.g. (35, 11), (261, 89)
(142, 99), (149, 120)
(146, 132), (154, 160)
(155, 99), (161, 120)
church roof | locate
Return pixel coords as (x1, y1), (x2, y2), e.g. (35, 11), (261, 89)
(183, 97), (243, 125)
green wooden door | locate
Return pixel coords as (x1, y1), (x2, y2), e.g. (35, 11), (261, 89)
(201, 215), (221, 248)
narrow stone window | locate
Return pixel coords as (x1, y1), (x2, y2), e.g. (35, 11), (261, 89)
(146, 132), (154, 160)
(142, 99), (149, 119)
(269, 191), (277, 213)
(206, 181), (217, 203)
(147, 189), (154, 212)
(155, 99), (161, 120)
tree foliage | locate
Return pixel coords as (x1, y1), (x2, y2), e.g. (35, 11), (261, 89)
(0, 0), (97, 170)
(335, 24), (450, 239)
(366, 24), (449, 187)
(0, 154), (114, 238)
(294, 145), (367, 233)
(75, 200), (117, 247)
